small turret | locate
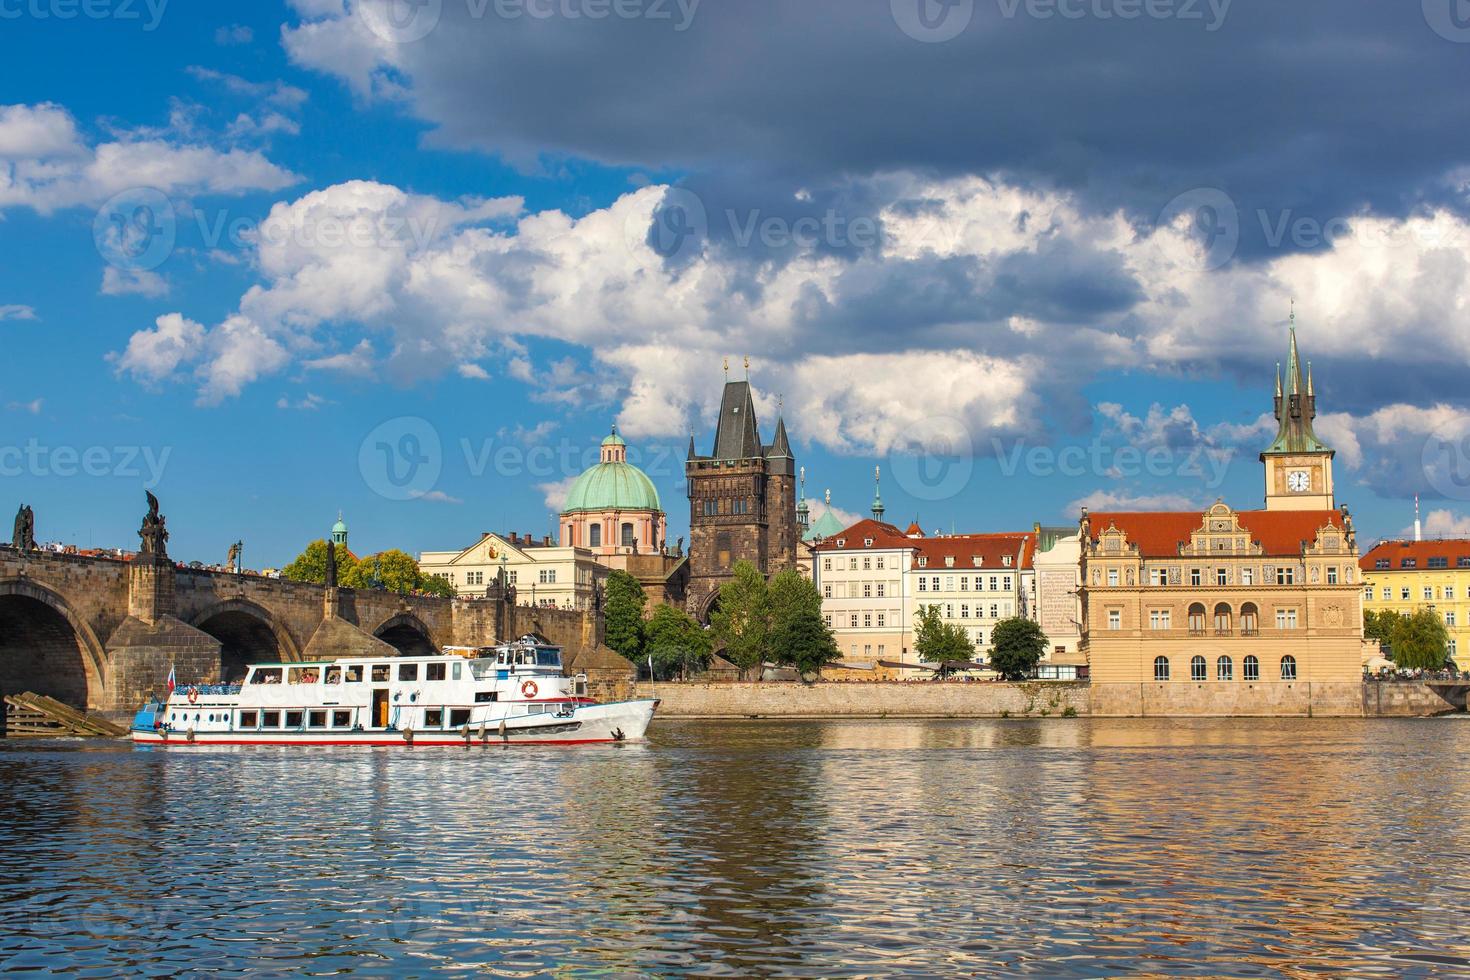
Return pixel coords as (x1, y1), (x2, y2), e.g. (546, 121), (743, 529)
(871, 465), (885, 521)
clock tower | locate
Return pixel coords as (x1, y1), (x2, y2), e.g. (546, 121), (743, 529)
(1261, 319), (1335, 511)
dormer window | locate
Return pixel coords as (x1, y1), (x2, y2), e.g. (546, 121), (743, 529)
(917, 557), (928, 568)
(836, 538), (846, 548)
(944, 556), (955, 568)
(972, 556), (983, 567)
(864, 538), (874, 547)
(1002, 556), (1013, 567)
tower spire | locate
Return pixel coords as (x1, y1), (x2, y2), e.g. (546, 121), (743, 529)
(872, 465), (885, 521)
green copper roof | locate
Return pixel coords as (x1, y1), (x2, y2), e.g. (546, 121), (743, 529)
(1264, 325), (1333, 456)
(805, 507), (846, 542)
(562, 459), (661, 513)
(602, 427), (627, 448)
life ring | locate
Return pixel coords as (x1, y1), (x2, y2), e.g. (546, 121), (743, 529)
(521, 680), (539, 699)
(186, 687), (199, 704)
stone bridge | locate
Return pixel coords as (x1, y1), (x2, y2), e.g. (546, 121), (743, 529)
(0, 545), (616, 720)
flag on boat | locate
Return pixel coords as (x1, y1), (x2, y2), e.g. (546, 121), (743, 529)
(166, 665), (176, 693)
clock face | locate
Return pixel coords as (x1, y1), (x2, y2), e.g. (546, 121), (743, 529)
(1287, 470), (1311, 493)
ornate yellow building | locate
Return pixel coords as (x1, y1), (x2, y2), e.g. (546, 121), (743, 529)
(1081, 327), (1366, 716)
(1360, 539), (1470, 668)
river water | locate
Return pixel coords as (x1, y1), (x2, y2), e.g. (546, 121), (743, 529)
(3, 718), (1470, 977)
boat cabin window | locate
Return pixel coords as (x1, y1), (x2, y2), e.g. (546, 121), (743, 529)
(449, 708), (471, 727)
(399, 663), (419, 682)
(475, 691), (497, 703)
(470, 661), (498, 681)
(426, 662), (447, 681)
(332, 710), (351, 728)
(371, 664), (391, 682)
(451, 662), (462, 681)
(345, 665), (363, 683)
(425, 708), (444, 728)
(250, 667), (283, 685)
(285, 710), (304, 728)
(262, 710), (280, 728)
(287, 667), (319, 685)
(536, 649), (561, 667)
(308, 710), (328, 728)
(239, 710), (258, 728)
(324, 667), (342, 685)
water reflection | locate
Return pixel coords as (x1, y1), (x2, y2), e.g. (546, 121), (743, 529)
(1, 720), (1468, 976)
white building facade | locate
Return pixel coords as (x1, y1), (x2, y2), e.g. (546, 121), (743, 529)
(903, 533), (1035, 656)
(420, 531), (607, 610)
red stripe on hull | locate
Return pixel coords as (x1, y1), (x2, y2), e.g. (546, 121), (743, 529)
(131, 736), (621, 747)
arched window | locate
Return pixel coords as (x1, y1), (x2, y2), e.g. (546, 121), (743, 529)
(1213, 602), (1232, 635)
(1280, 655), (1298, 681)
(1191, 655), (1207, 682)
(1216, 655), (1233, 681)
(1154, 656), (1170, 681)
(589, 524), (601, 548)
(621, 523), (635, 548)
(1243, 655), (1260, 682)
(1188, 603), (1207, 635)
(1240, 603), (1259, 636)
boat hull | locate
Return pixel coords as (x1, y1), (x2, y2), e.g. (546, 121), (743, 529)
(131, 699), (658, 748)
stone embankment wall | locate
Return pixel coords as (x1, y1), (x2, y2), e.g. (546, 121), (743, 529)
(635, 681), (1090, 718)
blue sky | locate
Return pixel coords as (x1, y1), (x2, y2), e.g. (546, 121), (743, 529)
(4, 1), (1470, 567)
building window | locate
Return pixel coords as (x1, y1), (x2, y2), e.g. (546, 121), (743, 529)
(1402, 559), (1417, 569)
(990, 604), (1000, 618)
(1280, 655), (1298, 681)
(946, 576), (955, 591)
(1447, 612), (1457, 628)
(1401, 587), (1411, 601)
(1107, 609), (1121, 630)
(1154, 656), (1170, 681)
(877, 613), (886, 628)
(1276, 608), (1298, 630)
(1240, 602), (1259, 636)
(1243, 655), (1260, 682)
(1216, 568), (1228, 586)
(876, 557), (885, 570)
(1190, 568), (1202, 586)
(1190, 655), (1207, 682)
(1276, 567), (1295, 585)
(1187, 603), (1207, 635)
(961, 604), (970, 619)
(1149, 609), (1171, 630)
(960, 576), (969, 591)
(1003, 576), (1012, 591)
(918, 578), (927, 592)
(1429, 556), (1448, 569)
(849, 614), (858, 628)
(824, 614), (832, 627)
(850, 558), (858, 571)
(863, 614), (872, 628)
(1148, 567), (1165, 586)
(1450, 639), (1459, 658)
(823, 558), (832, 571)
(589, 524), (602, 548)
(931, 577), (939, 591)
(1375, 558), (1390, 570)
(917, 557), (928, 568)
(1216, 656), (1233, 681)
(1364, 586), (1374, 601)
(1213, 603), (1232, 635)
(863, 557), (872, 570)
(863, 583), (872, 598)
(989, 576), (999, 591)
(823, 584), (832, 599)
(1424, 587), (1434, 601)
(945, 604), (954, 618)
(1326, 566), (1339, 584)
(1241, 567), (1254, 586)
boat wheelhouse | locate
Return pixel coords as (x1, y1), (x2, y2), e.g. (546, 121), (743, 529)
(130, 636), (656, 747)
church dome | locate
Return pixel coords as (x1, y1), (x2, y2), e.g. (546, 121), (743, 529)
(561, 426), (662, 514)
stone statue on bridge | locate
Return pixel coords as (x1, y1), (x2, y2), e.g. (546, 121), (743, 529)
(325, 539), (338, 588)
(11, 504), (35, 551)
(138, 491), (169, 559)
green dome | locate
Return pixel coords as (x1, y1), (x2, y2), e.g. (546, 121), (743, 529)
(562, 460), (661, 513)
(805, 507), (846, 542)
(332, 517), (348, 535)
(602, 430), (627, 448)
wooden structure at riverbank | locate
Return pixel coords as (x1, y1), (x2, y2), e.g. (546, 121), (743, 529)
(3, 692), (128, 738)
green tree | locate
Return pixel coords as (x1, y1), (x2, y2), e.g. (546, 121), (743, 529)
(645, 604), (713, 680)
(1364, 609), (1402, 646)
(420, 574), (457, 598)
(341, 549), (444, 595)
(281, 539), (357, 586)
(779, 606), (840, 677)
(1389, 608), (1451, 670)
(710, 561), (771, 679)
(988, 616), (1049, 681)
(604, 570), (647, 662)
(913, 604), (975, 664)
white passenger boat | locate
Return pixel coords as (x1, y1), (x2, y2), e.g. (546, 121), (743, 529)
(129, 636), (657, 747)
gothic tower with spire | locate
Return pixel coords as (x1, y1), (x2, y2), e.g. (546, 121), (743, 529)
(685, 367), (799, 621)
(1260, 315), (1335, 511)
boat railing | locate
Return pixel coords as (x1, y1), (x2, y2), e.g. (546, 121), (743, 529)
(177, 684), (243, 696)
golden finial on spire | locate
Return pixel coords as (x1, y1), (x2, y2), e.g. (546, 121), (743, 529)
(1289, 297), (1295, 326)
(743, 355), (750, 379)
(722, 356), (729, 380)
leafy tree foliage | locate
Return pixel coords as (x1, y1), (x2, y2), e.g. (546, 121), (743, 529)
(767, 569), (837, 675)
(281, 539), (357, 586)
(1389, 608), (1451, 670)
(645, 604), (713, 680)
(711, 561), (771, 678)
(1363, 609), (1402, 647)
(988, 616), (1049, 681)
(913, 604), (975, 664)
(604, 570), (647, 662)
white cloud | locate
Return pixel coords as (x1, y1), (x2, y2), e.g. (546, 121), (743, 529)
(1413, 509), (1470, 539)
(277, 392), (329, 410)
(112, 313), (205, 384)
(6, 399), (42, 415)
(101, 266), (169, 298)
(304, 339), (376, 377)
(0, 102), (298, 214)
(1068, 490), (1205, 515)
(457, 363), (490, 380)
(0, 304), (37, 321)
(412, 490), (463, 504)
(807, 499), (862, 530)
(538, 475), (578, 511)
(215, 24), (255, 46)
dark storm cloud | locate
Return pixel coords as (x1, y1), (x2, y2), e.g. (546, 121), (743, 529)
(349, 0), (1469, 254)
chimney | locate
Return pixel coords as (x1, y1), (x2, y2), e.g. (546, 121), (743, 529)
(508, 532), (519, 545)
(1414, 495), (1422, 543)
(543, 534), (553, 547)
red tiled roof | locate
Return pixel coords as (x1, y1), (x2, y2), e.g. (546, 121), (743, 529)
(1087, 509), (1343, 558)
(910, 532), (1035, 571)
(905, 522), (925, 537)
(812, 519), (914, 552)
(1360, 538), (1470, 571)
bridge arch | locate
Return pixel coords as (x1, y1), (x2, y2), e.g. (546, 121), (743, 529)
(0, 578), (107, 709)
(372, 612), (438, 657)
(191, 599), (302, 682)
